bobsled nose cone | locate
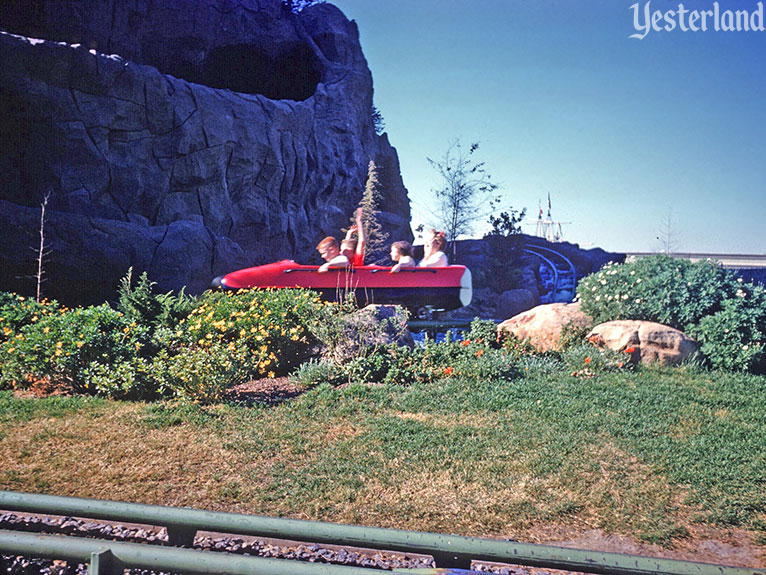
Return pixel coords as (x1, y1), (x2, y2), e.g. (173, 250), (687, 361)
(211, 275), (224, 289)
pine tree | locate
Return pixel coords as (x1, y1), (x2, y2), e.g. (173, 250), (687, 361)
(357, 160), (389, 264)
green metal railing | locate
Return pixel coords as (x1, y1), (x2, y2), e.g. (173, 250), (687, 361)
(0, 530), (449, 575)
(2, 491), (764, 575)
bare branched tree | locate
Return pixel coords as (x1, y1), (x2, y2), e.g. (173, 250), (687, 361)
(34, 191), (52, 302)
(428, 140), (499, 257)
(656, 211), (679, 254)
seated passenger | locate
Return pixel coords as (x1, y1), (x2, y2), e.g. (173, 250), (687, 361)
(419, 229), (448, 267)
(341, 208), (366, 267)
(316, 236), (349, 272)
(390, 241), (416, 273)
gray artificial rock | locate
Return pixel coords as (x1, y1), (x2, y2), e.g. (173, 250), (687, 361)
(496, 288), (538, 320)
(0, 1), (412, 304)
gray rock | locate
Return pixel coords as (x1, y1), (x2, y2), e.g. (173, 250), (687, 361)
(324, 304), (413, 365)
(496, 288), (538, 320)
(0, 1), (412, 304)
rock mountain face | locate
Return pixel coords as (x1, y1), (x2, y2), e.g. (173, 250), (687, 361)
(0, 0), (412, 304)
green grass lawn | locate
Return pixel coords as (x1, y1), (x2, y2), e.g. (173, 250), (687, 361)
(1, 367), (764, 550)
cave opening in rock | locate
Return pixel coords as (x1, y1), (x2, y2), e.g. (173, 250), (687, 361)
(201, 43), (320, 101)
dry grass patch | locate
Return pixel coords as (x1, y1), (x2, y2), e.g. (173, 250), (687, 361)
(389, 410), (492, 430)
(0, 403), (260, 510)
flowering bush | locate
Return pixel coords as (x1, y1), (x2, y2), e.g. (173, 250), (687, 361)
(0, 304), (146, 393)
(0, 292), (58, 343)
(578, 255), (738, 331)
(84, 357), (160, 400)
(151, 343), (248, 404)
(559, 344), (635, 378)
(1, 286), (328, 400)
(176, 288), (324, 379)
(289, 319), (518, 387)
(578, 255), (766, 373)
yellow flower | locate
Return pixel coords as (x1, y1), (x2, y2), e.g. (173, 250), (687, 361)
(267, 371), (275, 378)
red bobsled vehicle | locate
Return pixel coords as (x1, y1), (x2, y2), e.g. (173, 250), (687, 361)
(212, 260), (472, 316)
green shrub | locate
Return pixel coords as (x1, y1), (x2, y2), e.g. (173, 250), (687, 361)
(687, 286), (766, 373)
(289, 359), (342, 388)
(117, 268), (195, 331)
(463, 318), (503, 349)
(577, 255), (737, 331)
(0, 292), (58, 342)
(578, 255), (766, 374)
(558, 320), (594, 351)
(84, 357), (162, 401)
(177, 289), (324, 378)
(1, 304), (143, 393)
(497, 330), (538, 361)
(557, 344), (635, 376)
(152, 344), (246, 405)
(441, 346), (517, 382)
(414, 333), (517, 383)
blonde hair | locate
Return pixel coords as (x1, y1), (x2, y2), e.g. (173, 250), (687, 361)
(316, 236), (339, 251)
(340, 238), (357, 252)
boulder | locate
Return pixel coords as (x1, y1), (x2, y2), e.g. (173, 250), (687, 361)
(497, 302), (591, 352)
(324, 304), (413, 364)
(0, 1), (412, 305)
(587, 320), (698, 367)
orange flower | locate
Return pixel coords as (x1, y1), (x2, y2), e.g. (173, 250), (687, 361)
(476, 349), (484, 357)
(443, 366), (454, 375)
(584, 357), (592, 364)
(461, 340), (471, 346)
(624, 346), (636, 354)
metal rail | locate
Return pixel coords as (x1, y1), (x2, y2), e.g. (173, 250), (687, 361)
(2, 491), (764, 575)
(524, 247), (559, 302)
(524, 245), (577, 303)
(0, 530), (450, 575)
(623, 252), (766, 269)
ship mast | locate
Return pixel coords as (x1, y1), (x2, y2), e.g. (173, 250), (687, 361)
(531, 193), (570, 242)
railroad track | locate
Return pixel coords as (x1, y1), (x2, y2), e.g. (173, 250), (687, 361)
(2, 491), (763, 575)
(523, 245), (577, 304)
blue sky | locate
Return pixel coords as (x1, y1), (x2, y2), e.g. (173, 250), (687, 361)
(330, 0), (766, 254)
